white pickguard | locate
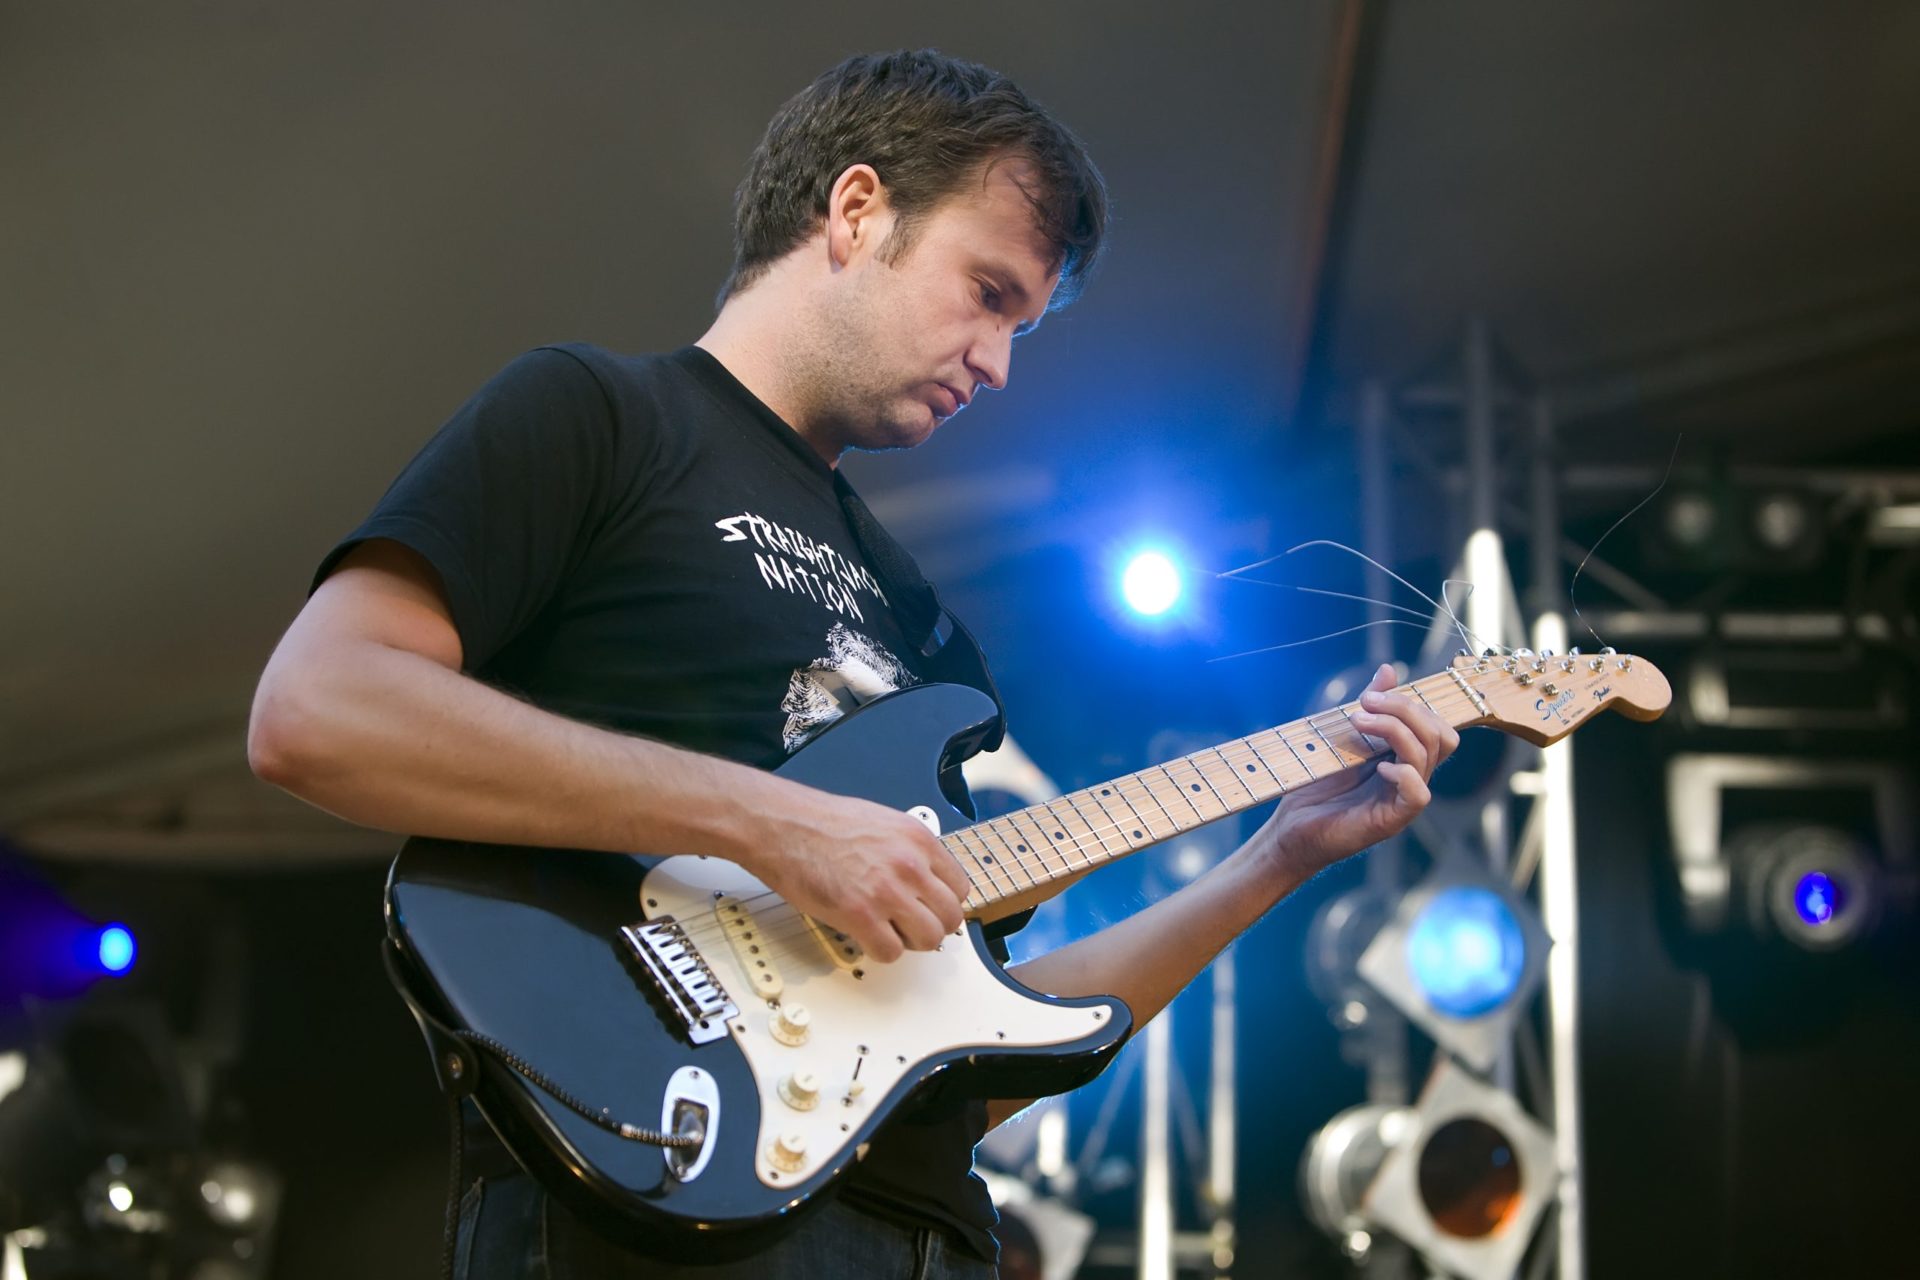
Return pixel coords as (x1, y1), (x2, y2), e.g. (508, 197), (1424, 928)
(640, 854), (1114, 1189)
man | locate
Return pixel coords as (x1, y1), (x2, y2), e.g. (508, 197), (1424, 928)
(249, 49), (1456, 1279)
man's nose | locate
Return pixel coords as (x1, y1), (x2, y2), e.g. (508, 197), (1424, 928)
(967, 329), (1012, 393)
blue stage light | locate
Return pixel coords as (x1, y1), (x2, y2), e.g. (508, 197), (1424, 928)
(96, 925), (136, 975)
(1792, 871), (1836, 926)
(1121, 550), (1182, 617)
(1405, 887), (1527, 1018)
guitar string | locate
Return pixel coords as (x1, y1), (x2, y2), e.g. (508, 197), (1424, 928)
(655, 678), (1487, 961)
(652, 679), (1492, 966)
(655, 683), (1468, 959)
(654, 685), (1502, 984)
(652, 679), (1488, 959)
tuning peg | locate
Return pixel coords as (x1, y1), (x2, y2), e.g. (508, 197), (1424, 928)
(1481, 647), (1499, 658)
(1600, 646), (1617, 655)
(1539, 649), (1555, 658)
(1457, 648), (1473, 658)
(1569, 646), (1582, 656)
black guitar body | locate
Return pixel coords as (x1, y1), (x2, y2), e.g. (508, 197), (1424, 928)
(386, 683), (1131, 1261)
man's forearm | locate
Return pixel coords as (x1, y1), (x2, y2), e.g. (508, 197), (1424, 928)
(987, 844), (1310, 1126)
(249, 635), (789, 860)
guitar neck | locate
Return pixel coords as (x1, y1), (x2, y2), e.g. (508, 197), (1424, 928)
(947, 669), (1491, 919)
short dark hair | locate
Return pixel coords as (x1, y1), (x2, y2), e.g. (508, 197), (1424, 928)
(719, 50), (1108, 310)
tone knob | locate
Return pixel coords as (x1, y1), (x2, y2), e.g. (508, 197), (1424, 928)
(768, 1130), (808, 1172)
(779, 1070), (821, 1110)
(769, 1003), (812, 1046)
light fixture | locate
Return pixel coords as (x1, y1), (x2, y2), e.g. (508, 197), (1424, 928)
(1356, 859), (1549, 1072)
(1362, 1060), (1557, 1280)
(1301, 1061), (1556, 1280)
(1731, 824), (1881, 951)
(95, 925), (136, 975)
(1120, 549), (1183, 617)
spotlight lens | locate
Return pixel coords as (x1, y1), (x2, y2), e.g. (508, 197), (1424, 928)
(1417, 1117), (1523, 1239)
(97, 925), (136, 974)
(1121, 551), (1183, 617)
(1405, 887), (1526, 1018)
(1793, 871), (1838, 926)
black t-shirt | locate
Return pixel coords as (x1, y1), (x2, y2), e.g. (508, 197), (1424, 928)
(314, 344), (1000, 1261)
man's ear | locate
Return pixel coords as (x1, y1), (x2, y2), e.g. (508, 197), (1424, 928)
(825, 163), (890, 268)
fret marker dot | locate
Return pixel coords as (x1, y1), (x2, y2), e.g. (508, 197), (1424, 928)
(1133, 830), (1143, 839)
(1190, 783), (1201, 792)
(1305, 742), (1317, 751)
(1016, 844), (1027, 852)
(983, 854), (995, 863)
(1053, 831), (1065, 840)
(1245, 764), (1256, 772)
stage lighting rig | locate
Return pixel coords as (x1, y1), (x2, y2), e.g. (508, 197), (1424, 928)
(1665, 753), (1914, 949)
(1302, 1060), (1556, 1280)
(1354, 859), (1551, 1073)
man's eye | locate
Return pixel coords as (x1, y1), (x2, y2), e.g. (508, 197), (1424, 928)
(979, 285), (1001, 309)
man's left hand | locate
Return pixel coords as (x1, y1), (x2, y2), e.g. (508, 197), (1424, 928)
(1241, 663), (1461, 881)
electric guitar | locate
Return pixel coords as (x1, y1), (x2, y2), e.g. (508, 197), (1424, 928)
(383, 649), (1668, 1259)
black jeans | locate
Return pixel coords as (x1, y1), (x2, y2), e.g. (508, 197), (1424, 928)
(454, 1169), (998, 1280)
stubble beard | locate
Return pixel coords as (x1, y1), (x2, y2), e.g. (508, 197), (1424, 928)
(797, 277), (929, 456)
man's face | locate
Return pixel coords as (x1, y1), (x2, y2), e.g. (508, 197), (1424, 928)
(807, 160), (1060, 456)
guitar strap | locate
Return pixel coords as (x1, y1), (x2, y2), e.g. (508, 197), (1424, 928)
(834, 476), (1007, 754)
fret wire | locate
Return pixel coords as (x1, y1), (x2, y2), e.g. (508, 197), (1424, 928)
(1013, 809), (1075, 882)
(1276, 731), (1317, 779)
(1233, 737), (1288, 797)
(1240, 734), (1292, 794)
(1208, 746), (1262, 804)
(1112, 780), (1160, 842)
(1411, 683), (1442, 717)
(991, 816), (1051, 890)
(960, 825), (1021, 898)
(1082, 786), (1136, 855)
(1153, 763), (1209, 826)
(1189, 751), (1236, 809)
(1167, 757), (1230, 819)
(1120, 772), (1181, 838)
(1061, 793), (1113, 866)
(940, 825), (990, 898)
(1060, 790), (1116, 865)
(1306, 718), (1354, 767)
(1335, 705), (1385, 757)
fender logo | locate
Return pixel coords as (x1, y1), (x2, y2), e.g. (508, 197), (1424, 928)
(1536, 689), (1578, 723)
(1594, 684), (1613, 701)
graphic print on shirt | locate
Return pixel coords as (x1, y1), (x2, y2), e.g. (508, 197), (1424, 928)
(781, 622), (920, 752)
(714, 509), (889, 624)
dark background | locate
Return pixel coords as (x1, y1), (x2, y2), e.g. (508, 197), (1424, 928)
(4, 3), (1917, 1276)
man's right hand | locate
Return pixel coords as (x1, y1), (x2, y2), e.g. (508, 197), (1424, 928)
(739, 785), (972, 963)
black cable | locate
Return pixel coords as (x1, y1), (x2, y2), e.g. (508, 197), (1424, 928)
(451, 1030), (698, 1148)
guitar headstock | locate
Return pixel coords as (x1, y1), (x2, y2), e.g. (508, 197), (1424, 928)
(1452, 649), (1671, 747)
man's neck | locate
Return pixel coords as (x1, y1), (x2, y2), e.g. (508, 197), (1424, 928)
(695, 282), (843, 469)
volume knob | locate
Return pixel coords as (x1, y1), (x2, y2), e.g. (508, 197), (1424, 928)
(770, 1003), (812, 1046)
(768, 1130), (808, 1173)
(779, 1070), (821, 1110)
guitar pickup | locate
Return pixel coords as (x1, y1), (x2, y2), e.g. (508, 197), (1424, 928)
(715, 896), (785, 999)
(620, 919), (736, 1045)
(805, 918), (864, 970)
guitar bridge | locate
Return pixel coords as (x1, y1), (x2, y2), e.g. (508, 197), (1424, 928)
(621, 919), (737, 1045)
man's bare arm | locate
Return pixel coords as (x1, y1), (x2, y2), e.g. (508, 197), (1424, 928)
(985, 665), (1459, 1128)
(248, 539), (968, 961)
